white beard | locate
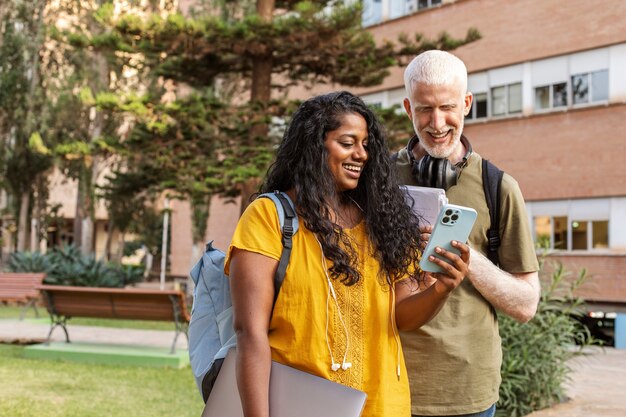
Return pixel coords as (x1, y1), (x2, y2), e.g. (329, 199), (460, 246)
(414, 122), (464, 159)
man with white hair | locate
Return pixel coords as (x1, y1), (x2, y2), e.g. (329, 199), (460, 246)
(394, 50), (540, 417)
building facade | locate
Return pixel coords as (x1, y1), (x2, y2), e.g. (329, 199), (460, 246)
(16, 0), (617, 305)
(351, 0), (626, 306)
(166, 1), (626, 310)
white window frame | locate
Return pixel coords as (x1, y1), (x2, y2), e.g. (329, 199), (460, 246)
(417, 0), (442, 10)
(571, 69), (610, 106)
(527, 197), (624, 253)
(466, 91), (487, 120)
(533, 215), (610, 252)
(362, 0), (442, 27)
(534, 81), (568, 111)
(490, 82), (522, 117)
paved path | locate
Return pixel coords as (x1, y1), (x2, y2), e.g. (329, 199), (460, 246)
(0, 319), (188, 350)
(527, 346), (626, 417)
(1, 320), (625, 416)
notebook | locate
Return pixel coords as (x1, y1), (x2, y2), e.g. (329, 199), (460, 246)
(201, 348), (367, 417)
(400, 185), (448, 226)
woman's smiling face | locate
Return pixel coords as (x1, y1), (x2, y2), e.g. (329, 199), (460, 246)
(324, 112), (369, 192)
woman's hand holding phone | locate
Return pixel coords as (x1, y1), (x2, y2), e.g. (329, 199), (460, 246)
(419, 204), (476, 293)
(423, 240), (470, 294)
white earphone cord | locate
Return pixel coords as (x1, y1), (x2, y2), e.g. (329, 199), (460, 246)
(316, 236), (352, 372)
(317, 236), (400, 378)
(388, 276), (401, 380)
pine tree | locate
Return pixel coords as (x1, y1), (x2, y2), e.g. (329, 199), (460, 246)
(99, 0), (479, 202)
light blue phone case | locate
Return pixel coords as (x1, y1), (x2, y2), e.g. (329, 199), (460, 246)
(419, 204), (477, 274)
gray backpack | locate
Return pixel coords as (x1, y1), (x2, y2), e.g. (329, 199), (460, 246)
(188, 191), (298, 402)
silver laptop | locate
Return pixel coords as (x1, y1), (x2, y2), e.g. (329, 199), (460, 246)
(201, 349), (367, 417)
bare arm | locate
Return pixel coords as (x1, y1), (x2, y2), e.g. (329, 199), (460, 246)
(230, 248), (278, 417)
(468, 248), (540, 323)
(395, 241), (470, 331)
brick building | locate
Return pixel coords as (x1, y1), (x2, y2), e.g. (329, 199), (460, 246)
(171, 0), (626, 307)
(352, 0), (626, 307)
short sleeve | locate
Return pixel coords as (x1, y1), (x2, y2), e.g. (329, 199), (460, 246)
(224, 197), (283, 276)
(499, 174), (540, 273)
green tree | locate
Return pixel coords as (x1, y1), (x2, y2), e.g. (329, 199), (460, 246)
(0, 0), (53, 252)
(106, 0), (479, 195)
(89, 0), (478, 261)
(46, 1), (177, 255)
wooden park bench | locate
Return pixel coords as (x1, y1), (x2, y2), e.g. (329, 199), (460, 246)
(0, 272), (46, 320)
(37, 284), (190, 353)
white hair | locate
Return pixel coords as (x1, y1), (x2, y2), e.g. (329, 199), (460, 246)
(404, 50), (468, 96)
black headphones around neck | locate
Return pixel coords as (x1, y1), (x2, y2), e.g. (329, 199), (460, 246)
(407, 135), (473, 190)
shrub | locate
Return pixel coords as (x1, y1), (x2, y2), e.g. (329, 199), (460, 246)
(110, 263), (145, 287)
(6, 245), (145, 288)
(496, 259), (597, 417)
(6, 251), (50, 273)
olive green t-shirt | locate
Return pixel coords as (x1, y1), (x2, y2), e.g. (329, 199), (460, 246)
(395, 145), (539, 415)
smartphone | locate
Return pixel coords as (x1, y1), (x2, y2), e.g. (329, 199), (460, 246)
(419, 204), (477, 274)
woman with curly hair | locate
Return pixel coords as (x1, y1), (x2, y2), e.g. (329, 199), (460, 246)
(225, 91), (469, 417)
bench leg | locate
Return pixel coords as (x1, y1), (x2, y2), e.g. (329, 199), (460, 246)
(168, 294), (190, 354)
(20, 300), (35, 321)
(170, 332), (179, 355)
(45, 316), (70, 345)
(170, 323), (189, 354)
(19, 299), (40, 320)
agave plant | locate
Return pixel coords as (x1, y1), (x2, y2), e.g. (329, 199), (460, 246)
(111, 264), (145, 287)
(6, 251), (51, 274)
(6, 245), (145, 288)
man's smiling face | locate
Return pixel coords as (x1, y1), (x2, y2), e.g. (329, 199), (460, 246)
(404, 81), (472, 160)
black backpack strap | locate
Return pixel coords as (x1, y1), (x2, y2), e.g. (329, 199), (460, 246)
(272, 191), (296, 304)
(482, 159), (504, 266)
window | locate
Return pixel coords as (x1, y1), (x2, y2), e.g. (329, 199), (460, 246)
(592, 70), (609, 101)
(491, 83), (522, 116)
(553, 216), (568, 250)
(362, 0), (383, 26)
(534, 216), (609, 251)
(466, 92), (487, 120)
(534, 82), (567, 110)
(571, 220), (588, 250)
(390, 0), (408, 19)
(363, 0), (441, 25)
(592, 220), (609, 249)
(508, 83), (522, 113)
(534, 216), (552, 249)
(573, 220), (609, 250)
(571, 74), (589, 104)
(491, 86), (506, 116)
(535, 216), (568, 250)
(418, 0), (442, 10)
(535, 86), (549, 110)
(572, 69), (609, 105)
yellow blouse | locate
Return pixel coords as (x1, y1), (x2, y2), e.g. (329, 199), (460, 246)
(225, 198), (410, 417)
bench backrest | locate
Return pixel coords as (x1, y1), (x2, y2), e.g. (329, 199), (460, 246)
(0, 273), (46, 302)
(38, 285), (190, 323)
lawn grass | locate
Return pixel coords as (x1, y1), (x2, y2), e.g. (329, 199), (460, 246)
(0, 344), (204, 417)
(0, 306), (176, 331)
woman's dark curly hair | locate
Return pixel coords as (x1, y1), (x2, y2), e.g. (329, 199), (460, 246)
(261, 91), (422, 286)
